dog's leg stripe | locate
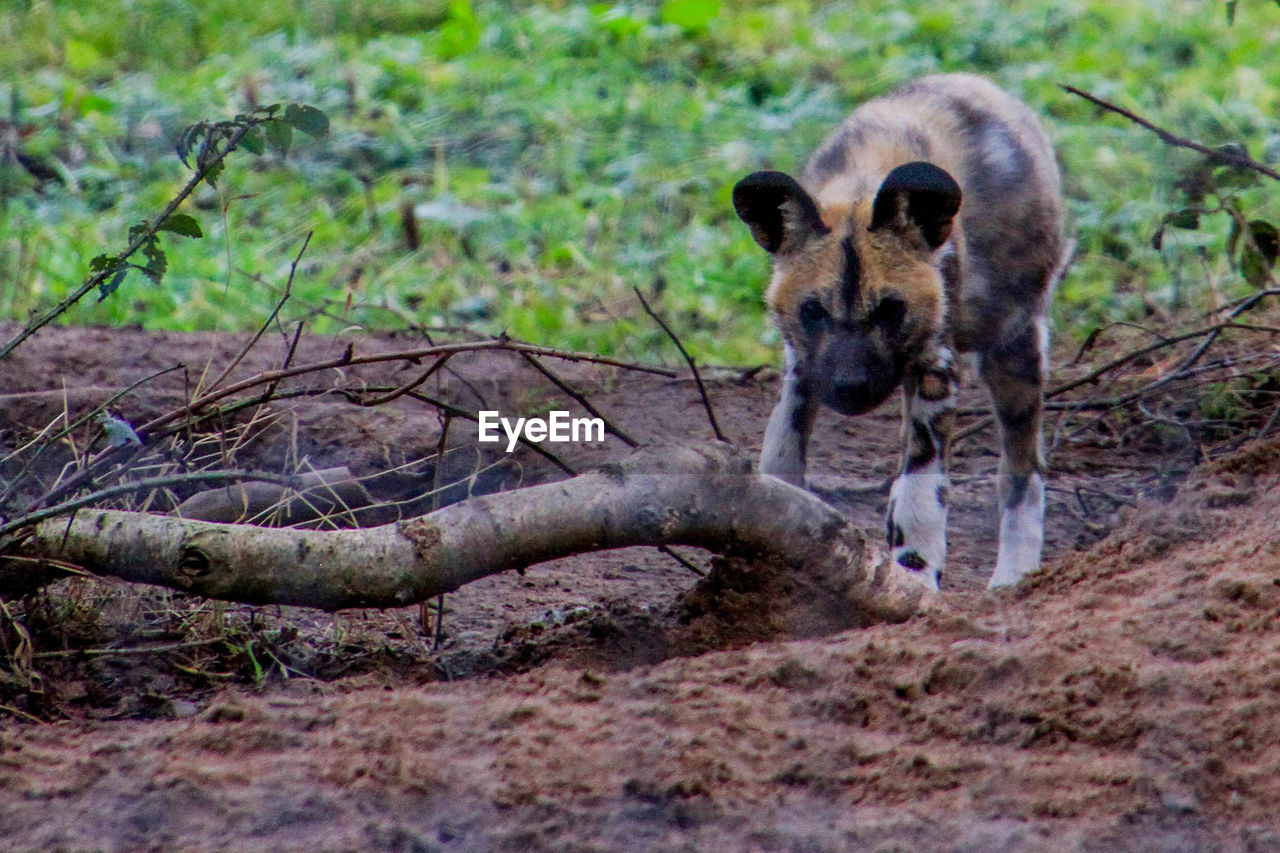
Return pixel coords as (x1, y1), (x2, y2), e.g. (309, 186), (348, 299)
(887, 346), (957, 591)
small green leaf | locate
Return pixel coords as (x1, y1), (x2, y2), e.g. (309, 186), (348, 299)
(203, 159), (224, 187)
(177, 123), (205, 166)
(437, 0), (480, 59)
(1164, 209), (1200, 230)
(283, 103), (329, 138)
(158, 213), (203, 239)
(141, 249), (168, 284)
(241, 127), (265, 155)
(90, 253), (118, 272)
(1240, 222), (1278, 288)
(99, 267), (127, 300)
(265, 119), (293, 156)
(661, 0), (721, 31)
(64, 38), (103, 73)
(1250, 219), (1279, 262)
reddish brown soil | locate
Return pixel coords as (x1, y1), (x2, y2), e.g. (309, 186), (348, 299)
(2, 322), (1278, 851)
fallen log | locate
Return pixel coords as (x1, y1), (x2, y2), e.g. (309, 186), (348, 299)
(2, 444), (929, 623)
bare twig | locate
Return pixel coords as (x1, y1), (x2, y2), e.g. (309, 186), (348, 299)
(11, 338), (672, 518)
(0, 470), (301, 539)
(518, 352), (638, 448)
(0, 366), (183, 509)
(1046, 323), (1231, 399)
(633, 287), (727, 443)
(951, 414), (995, 445)
(32, 637), (227, 660)
(403, 391), (575, 476)
(205, 232), (313, 393)
(429, 412), (452, 650)
(354, 353), (453, 407)
(1258, 401), (1280, 441)
(262, 320), (306, 405)
(142, 337), (676, 438)
(657, 545), (706, 577)
(1061, 85), (1280, 182)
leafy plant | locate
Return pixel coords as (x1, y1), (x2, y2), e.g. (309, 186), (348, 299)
(0, 102), (328, 360)
(1153, 146), (1278, 290)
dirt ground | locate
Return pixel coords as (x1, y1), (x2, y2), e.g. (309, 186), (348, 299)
(2, 320), (1280, 851)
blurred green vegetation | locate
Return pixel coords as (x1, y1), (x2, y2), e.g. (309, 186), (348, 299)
(1, 0), (1278, 364)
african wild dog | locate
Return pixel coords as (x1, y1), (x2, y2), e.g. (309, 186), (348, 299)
(732, 74), (1066, 590)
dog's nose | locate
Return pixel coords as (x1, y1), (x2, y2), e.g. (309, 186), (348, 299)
(827, 375), (873, 415)
(832, 364), (868, 400)
(831, 380), (860, 403)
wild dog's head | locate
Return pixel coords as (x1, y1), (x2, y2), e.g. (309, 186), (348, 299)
(733, 162), (960, 415)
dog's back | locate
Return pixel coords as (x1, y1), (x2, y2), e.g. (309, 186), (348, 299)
(804, 73), (1065, 353)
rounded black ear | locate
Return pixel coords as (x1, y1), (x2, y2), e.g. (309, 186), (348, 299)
(870, 161), (962, 249)
(732, 170), (829, 254)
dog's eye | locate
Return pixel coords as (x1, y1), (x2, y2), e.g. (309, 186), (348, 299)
(799, 298), (829, 329)
(871, 296), (906, 333)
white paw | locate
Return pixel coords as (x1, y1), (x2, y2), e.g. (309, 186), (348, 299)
(888, 469), (948, 588)
(987, 473), (1044, 589)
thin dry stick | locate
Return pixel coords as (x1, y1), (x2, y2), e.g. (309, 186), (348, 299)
(0, 705), (46, 725)
(0, 364), (185, 509)
(518, 352), (638, 448)
(1048, 323), (1235, 399)
(1071, 320), (1178, 366)
(632, 287), (727, 443)
(0, 367), (181, 510)
(32, 637), (227, 660)
(403, 391), (575, 476)
(141, 338), (678, 437)
(1216, 287), (1280, 316)
(259, 320), (306, 409)
(951, 414), (995, 446)
(658, 544), (705, 577)
(21, 339), (675, 513)
(205, 232), (313, 393)
(429, 412), (452, 650)
(1258, 401), (1280, 440)
(0, 469), (300, 538)
(27, 440), (152, 520)
(1061, 85), (1280, 182)
(355, 353), (453, 407)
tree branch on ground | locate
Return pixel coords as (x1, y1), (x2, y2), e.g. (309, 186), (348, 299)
(1, 444), (929, 624)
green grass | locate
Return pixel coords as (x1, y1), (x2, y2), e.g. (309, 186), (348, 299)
(1, 0), (1278, 365)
